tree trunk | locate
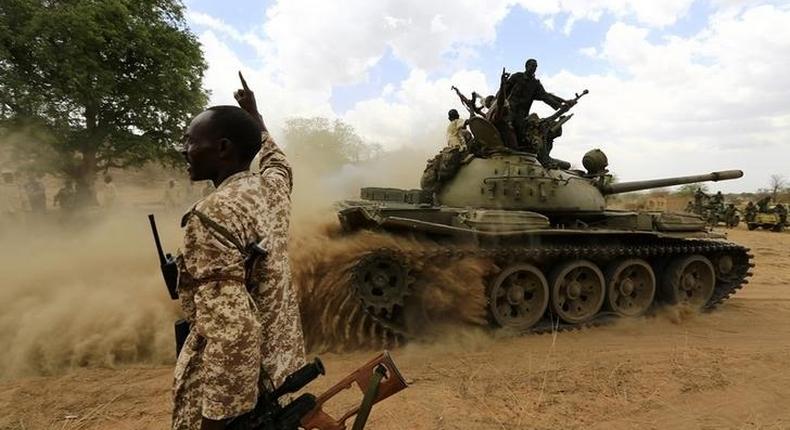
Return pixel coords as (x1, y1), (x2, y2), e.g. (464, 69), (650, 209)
(73, 149), (99, 207)
(74, 105), (100, 207)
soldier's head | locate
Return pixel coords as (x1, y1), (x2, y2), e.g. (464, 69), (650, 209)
(525, 59), (537, 76)
(182, 106), (262, 183)
(104, 175), (113, 184)
(484, 95), (495, 108)
(448, 109), (460, 121)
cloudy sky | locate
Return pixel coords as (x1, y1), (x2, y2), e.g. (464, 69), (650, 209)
(183, 0), (789, 192)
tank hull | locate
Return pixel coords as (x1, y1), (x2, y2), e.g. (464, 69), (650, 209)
(332, 200), (753, 344)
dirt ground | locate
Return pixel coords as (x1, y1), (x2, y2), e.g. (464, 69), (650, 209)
(1, 226), (789, 430)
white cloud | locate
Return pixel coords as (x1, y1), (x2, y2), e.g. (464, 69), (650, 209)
(343, 69), (491, 149)
(517, 0), (695, 30)
(541, 4), (790, 190)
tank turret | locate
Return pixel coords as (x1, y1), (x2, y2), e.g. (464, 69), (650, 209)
(434, 151), (743, 214)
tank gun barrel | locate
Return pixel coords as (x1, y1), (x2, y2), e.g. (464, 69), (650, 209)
(601, 170), (743, 195)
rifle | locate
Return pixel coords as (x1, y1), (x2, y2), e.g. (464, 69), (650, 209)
(147, 214), (189, 356)
(451, 85), (483, 117)
(228, 351), (408, 430)
(545, 89), (588, 122)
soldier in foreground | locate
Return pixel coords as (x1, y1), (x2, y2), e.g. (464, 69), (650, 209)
(173, 73), (305, 430)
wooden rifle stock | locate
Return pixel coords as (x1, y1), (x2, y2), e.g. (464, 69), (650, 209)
(300, 351), (407, 430)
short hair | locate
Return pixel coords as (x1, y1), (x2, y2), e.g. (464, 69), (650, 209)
(448, 109), (459, 120)
(206, 105), (262, 162)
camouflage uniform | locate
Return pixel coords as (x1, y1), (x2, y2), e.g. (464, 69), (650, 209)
(172, 134), (306, 429)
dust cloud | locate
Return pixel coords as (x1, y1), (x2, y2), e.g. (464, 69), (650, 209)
(0, 138), (471, 378)
(0, 210), (184, 378)
(290, 223), (495, 353)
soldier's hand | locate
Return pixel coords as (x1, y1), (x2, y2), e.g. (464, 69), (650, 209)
(234, 71), (258, 115)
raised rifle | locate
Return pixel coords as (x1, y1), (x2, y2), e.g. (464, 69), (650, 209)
(451, 85), (483, 117)
(228, 351), (407, 430)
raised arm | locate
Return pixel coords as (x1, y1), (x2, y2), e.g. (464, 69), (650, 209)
(234, 71), (268, 133)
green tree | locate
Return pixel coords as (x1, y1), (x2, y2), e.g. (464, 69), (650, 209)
(283, 117), (382, 174)
(0, 0), (207, 204)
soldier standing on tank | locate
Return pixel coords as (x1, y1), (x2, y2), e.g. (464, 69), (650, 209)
(171, 72), (305, 430)
(502, 58), (574, 146)
(744, 201), (757, 223)
(445, 109), (469, 150)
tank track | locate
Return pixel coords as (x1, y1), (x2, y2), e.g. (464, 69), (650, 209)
(351, 238), (754, 343)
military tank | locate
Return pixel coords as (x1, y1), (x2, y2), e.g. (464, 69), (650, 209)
(331, 115), (753, 343)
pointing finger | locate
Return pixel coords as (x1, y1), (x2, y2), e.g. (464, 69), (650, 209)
(238, 71), (250, 91)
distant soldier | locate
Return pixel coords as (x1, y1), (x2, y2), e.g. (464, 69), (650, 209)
(710, 191), (724, 209)
(693, 188), (707, 214)
(756, 196), (771, 213)
(724, 203), (738, 228)
(23, 173), (46, 213)
(1, 170), (24, 217)
(53, 180), (75, 211)
(685, 201), (695, 213)
(201, 181), (214, 197)
(445, 109), (469, 150)
(101, 175), (118, 208)
(775, 203), (788, 225)
(744, 201), (757, 222)
(163, 179), (179, 209)
(183, 180), (198, 205)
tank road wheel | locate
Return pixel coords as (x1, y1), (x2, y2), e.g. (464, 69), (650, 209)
(488, 264), (549, 330)
(662, 255), (715, 309)
(351, 250), (412, 320)
(549, 260), (606, 324)
(605, 259), (656, 317)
